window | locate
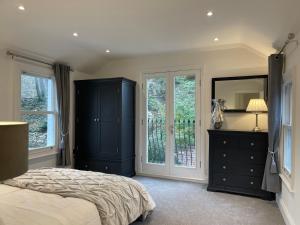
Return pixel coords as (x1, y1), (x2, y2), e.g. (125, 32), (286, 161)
(282, 81), (293, 175)
(21, 73), (56, 150)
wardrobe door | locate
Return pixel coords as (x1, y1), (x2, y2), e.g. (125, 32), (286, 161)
(99, 82), (121, 159)
(76, 83), (100, 160)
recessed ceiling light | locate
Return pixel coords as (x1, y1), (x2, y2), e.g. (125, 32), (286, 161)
(73, 32), (79, 37)
(105, 49), (111, 53)
(18, 5), (25, 11)
(214, 37), (219, 42)
(207, 11), (213, 17)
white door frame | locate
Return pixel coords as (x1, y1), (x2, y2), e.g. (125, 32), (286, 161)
(140, 68), (203, 180)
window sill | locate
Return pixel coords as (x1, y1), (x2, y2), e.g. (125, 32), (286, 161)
(280, 173), (295, 193)
(29, 147), (58, 160)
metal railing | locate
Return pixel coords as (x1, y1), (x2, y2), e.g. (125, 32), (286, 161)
(148, 119), (196, 167)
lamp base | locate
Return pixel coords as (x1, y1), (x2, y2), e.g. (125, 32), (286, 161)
(253, 126), (261, 132)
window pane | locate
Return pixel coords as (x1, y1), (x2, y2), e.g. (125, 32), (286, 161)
(21, 74), (53, 111)
(147, 77), (167, 164)
(283, 127), (292, 174)
(22, 114), (55, 149)
(174, 75), (196, 168)
(283, 83), (292, 125)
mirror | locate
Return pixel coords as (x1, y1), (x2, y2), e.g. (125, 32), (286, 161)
(212, 75), (268, 112)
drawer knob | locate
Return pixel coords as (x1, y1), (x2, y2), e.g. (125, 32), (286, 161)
(85, 164), (88, 168)
(250, 156), (254, 160)
(105, 166), (109, 170)
(222, 165), (227, 170)
(250, 142), (255, 146)
(223, 140), (227, 145)
(223, 153), (227, 158)
(250, 181), (254, 185)
(250, 169), (254, 172)
(222, 178), (227, 182)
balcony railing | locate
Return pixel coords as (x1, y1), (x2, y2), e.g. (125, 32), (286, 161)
(148, 118), (196, 167)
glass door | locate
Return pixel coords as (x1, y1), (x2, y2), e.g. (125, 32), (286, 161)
(169, 71), (201, 178)
(142, 73), (170, 175)
(142, 70), (201, 179)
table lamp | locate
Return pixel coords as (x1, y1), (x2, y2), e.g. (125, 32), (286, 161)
(0, 122), (28, 180)
(246, 99), (268, 132)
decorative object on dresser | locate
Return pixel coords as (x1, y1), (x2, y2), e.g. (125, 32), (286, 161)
(246, 99), (268, 132)
(211, 99), (225, 129)
(0, 122), (28, 180)
(74, 78), (136, 177)
(207, 129), (275, 200)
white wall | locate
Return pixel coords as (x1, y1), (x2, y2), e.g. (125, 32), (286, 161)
(95, 46), (268, 177)
(277, 32), (300, 225)
(0, 48), (94, 169)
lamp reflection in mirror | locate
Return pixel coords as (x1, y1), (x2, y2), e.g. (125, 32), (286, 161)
(246, 99), (268, 132)
(0, 122), (28, 180)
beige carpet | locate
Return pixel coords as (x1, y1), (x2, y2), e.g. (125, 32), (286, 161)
(132, 176), (285, 225)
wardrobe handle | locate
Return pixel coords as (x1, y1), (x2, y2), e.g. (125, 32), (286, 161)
(94, 118), (97, 122)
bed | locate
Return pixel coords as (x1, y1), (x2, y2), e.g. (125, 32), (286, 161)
(0, 168), (155, 225)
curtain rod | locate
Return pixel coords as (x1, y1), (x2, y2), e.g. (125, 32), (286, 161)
(6, 51), (73, 72)
(277, 33), (297, 55)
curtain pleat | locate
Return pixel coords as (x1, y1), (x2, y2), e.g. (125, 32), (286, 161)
(53, 63), (71, 167)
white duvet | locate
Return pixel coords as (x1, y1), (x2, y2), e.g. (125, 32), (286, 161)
(2, 168), (155, 225)
(0, 184), (101, 225)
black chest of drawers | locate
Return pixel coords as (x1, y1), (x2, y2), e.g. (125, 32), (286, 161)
(207, 129), (275, 200)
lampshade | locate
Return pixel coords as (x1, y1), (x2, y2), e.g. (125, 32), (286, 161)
(246, 99), (268, 113)
(0, 122), (28, 180)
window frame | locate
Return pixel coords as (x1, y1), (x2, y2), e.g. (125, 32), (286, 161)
(280, 69), (296, 192)
(14, 61), (58, 159)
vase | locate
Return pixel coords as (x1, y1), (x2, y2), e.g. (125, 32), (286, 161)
(211, 99), (225, 129)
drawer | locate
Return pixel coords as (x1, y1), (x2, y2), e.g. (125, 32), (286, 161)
(213, 163), (265, 177)
(239, 135), (268, 151)
(238, 151), (267, 165)
(214, 134), (238, 149)
(77, 161), (121, 174)
(213, 173), (263, 190)
(214, 150), (231, 162)
(214, 150), (266, 165)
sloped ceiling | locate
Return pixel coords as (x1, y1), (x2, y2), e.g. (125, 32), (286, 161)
(0, 0), (299, 74)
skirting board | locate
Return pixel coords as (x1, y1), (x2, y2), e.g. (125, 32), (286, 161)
(136, 172), (208, 184)
(277, 197), (296, 225)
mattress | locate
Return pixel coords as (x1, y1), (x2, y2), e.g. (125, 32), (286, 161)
(4, 168), (155, 225)
(0, 184), (101, 225)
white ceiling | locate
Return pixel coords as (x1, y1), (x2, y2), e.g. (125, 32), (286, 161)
(0, 0), (299, 74)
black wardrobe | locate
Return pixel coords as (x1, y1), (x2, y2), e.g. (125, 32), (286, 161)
(74, 78), (136, 177)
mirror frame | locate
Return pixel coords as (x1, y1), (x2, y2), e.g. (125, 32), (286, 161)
(211, 75), (268, 113)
